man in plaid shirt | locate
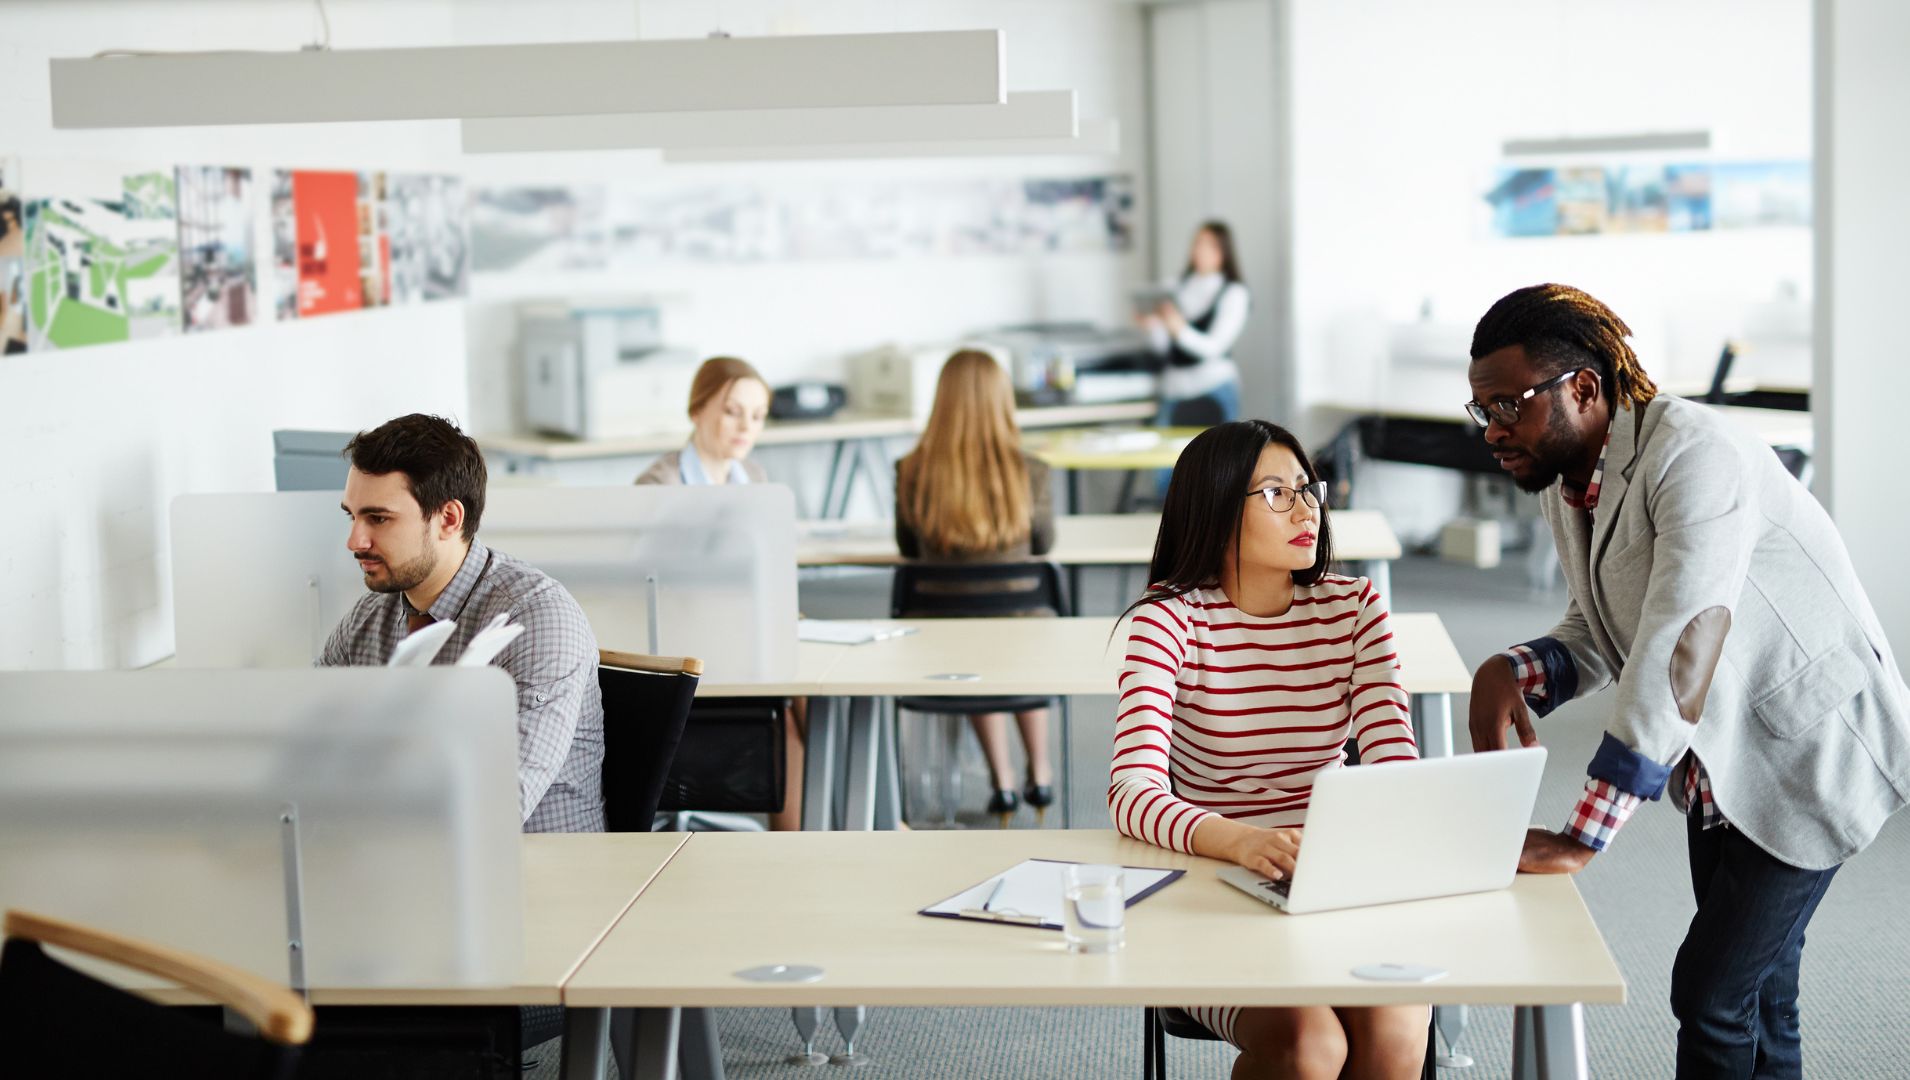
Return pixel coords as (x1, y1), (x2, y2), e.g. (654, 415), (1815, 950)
(1463, 286), (1908, 1079)
(320, 413), (605, 833)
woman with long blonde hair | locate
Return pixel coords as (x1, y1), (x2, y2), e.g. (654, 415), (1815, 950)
(895, 349), (1057, 822)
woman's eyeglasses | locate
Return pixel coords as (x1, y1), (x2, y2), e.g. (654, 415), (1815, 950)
(1245, 481), (1327, 514)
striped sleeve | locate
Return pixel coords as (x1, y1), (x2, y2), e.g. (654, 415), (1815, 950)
(1347, 581), (1418, 765)
(1108, 596), (1215, 855)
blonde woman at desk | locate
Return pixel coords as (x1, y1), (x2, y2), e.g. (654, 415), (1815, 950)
(634, 356), (771, 486)
(1111, 420), (1428, 1079)
(638, 356), (806, 830)
(894, 349), (1058, 822)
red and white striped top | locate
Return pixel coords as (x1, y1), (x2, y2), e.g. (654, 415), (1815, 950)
(1108, 575), (1417, 854)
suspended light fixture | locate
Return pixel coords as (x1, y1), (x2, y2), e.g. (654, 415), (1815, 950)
(659, 117), (1120, 163)
(49, 29), (1005, 128)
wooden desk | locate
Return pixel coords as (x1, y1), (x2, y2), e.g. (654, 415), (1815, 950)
(796, 509), (1406, 600)
(566, 830), (1624, 1079)
(696, 613), (1472, 831)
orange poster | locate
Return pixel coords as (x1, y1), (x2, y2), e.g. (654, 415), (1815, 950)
(292, 170), (361, 316)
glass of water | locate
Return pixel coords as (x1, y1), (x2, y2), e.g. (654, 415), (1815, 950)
(1063, 864), (1126, 953)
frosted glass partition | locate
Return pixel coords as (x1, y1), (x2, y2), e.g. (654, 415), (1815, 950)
(172, 486), (798, 681)
(481, 484), (798, 682)
(0, 668), (523, 990)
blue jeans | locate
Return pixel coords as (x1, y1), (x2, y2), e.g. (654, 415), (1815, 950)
(1153, 379), (1242, 497)
(1669, 813), (1839, 1079)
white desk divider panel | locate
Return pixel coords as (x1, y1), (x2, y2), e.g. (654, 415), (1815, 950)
(477, 485), (798, 684)
(0, 668), (522, 991)
(172, 486), (798, 681)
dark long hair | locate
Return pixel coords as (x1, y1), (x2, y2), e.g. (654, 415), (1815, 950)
(1123, 420), (1334, 621)
(1181, 220), (1243, 285)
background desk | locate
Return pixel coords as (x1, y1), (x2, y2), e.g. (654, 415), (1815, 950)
(1024, 425), (1204, 513)
(565, 830), (1624, 1079)
(479, 401), (1157, 517)
(694, 612), (1472, 832)
(796, 509), (1405, 600)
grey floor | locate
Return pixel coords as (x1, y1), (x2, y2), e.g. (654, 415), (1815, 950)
(533, 553), (1910, 1079)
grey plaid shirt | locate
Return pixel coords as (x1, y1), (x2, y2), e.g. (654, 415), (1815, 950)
(319, 539), (606, 833)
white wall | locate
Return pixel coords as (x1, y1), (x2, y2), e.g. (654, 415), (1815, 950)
(1815, 0), (1910, 671)
(1289, 0), (1814, 443)
(454, 0), (1152, 437)
(0, 1), (471, 670)
(0, 0), (1152, 669)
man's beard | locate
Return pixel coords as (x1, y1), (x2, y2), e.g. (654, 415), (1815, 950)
(1512, 406), (1581, 493)
(363, 545), (437, 594)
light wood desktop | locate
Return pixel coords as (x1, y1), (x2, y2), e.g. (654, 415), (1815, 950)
(101, 833), (687, 1009)
(565, 830), (1624, 1079)
(694, 613), (1473, 832)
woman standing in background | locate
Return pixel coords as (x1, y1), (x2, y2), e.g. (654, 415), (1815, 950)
(1143, 220), (1251, 426)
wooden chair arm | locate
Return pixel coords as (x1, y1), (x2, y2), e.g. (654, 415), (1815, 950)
(3, 909), (315, 1046)
(598, 650), (705, 677)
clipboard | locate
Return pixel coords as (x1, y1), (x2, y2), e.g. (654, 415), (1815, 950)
(919, 858), (1184, 931)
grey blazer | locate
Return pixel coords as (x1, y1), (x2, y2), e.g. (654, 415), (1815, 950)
(634, 450), (769, 486)
(1524, 395), (1908, 869)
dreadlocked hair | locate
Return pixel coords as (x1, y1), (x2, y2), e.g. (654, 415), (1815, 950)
(1469, 283), (1659, 413)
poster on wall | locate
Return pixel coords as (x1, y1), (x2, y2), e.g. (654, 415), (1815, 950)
(470, 185), (608, 273)
(360, 171), (470, 304)
(1484, 160), (1805, 239)
(0, 156), (25, 354)
(21, 160), (180, 351)
(357, 170), (392, 308)
(176, 166), (256, 332)
(275, 169), (362, 317)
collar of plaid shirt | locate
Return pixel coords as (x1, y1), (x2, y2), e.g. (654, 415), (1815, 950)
(1559, 411), (1616, 512)
(404, 538), (493, 626)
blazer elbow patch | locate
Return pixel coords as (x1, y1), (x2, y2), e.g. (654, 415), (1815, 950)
(1671, 606), (1732, 724)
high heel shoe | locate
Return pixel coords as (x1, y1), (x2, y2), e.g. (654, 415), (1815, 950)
(1023, 776), (1055, 826)
(986, 787), (1019, 829)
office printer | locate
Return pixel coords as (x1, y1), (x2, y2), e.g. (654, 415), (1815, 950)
(520, 300), (699, 439)
(975, 322), (1155, 406)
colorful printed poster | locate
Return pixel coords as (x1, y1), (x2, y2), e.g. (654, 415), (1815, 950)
(22, 159), (180, 351)
(176, 166), (256, 332)
(0, 156), (25, 355)
(470, 185), (608, 272)
(402, 174), (468, 301)
(286, 169), (362, 317)
(270, 170), (297, 320)
(1712, 162), (1810, 229)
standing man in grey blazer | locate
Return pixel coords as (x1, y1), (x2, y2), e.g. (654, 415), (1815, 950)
(1465, 284), (1909, 1079)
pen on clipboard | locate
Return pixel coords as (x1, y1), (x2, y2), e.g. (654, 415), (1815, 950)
(981, 876), (1007, 912)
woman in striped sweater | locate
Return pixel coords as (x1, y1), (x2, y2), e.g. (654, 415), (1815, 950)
(1110, 420), (1427, 1080)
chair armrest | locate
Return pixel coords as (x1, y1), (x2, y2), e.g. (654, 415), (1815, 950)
(3, 909), (314, 1046)
(599, 650), (705, 677)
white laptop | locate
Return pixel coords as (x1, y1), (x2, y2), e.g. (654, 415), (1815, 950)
(1218, 748), (1547, 914)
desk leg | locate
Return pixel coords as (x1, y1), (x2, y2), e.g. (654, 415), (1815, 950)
(874, 697), (903, 831)
(1410, 692), (1455, 761)
(680, 1006), (728, 1080)
(1059, 696), (1074, 830)
(857, 437), (894, 518)
(560, 1007), (608, 1080)
(1066, 468), (1081, 515)
(803, 698), (839, 831)
(1362, 559), (1392, 604)
(614, 1007), (682, 1080)
(1511, 1004), (1586, 1080)
(820, 440), (851, 520)
(842, 697), (880, 831)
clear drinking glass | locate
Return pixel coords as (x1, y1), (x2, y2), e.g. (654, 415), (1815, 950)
(1062, 864), (1126, 953)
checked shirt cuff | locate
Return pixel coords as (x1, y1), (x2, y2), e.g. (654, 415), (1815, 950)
(1562, 778), (1641, 851)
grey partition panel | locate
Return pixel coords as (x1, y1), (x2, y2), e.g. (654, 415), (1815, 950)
(0, 667), (523, 989)
(273, 429), (353, 492)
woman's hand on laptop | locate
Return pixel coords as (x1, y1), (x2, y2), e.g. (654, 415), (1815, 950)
(1470, 656), (1539, 752)
(1517, 827), (1595, 875)
(1227, 827), (1304, 881)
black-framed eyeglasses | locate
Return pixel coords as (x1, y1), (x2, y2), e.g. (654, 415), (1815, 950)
(1246, 481), (1327, 514)
(1464, 368), (1585, 428)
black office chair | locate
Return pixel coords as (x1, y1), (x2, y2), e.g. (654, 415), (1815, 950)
(599, 650), (704, 832)
(1143, 1006), (1437, 1080)
(890, 561), (1074, 828)
(0, 908), (314, 1080)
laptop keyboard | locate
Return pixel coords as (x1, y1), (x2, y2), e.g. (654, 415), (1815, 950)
(1259, 876), (1293, 898)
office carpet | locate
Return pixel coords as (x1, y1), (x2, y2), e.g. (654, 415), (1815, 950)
(528, 554), (1910, 1078)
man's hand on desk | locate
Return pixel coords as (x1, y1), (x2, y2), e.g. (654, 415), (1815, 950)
(1470, 656), (1539, 752)
(1518, 827), (1596, 875)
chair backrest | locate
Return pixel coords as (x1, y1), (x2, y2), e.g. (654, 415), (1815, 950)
(598, 651), (703, 833)
(890, 560), (1071, 619)
(1166, 396), (1227, 428)
(0, 909), (311, 1080)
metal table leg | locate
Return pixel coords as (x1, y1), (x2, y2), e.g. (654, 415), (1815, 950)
(1059, 696), (1075, 830)
(1362, 558), (1392, 603)
(617, 1007), (681, 1080)
(802, 698), (839, 831)
(874, 697), (903, 831)
(842, 697), (881, 831)
(1511, 1004), (1586, 1080)
(820, 440), (852, 520)
(559, 1007), (608, 1080)
(1410, 692), (1455, 761)
(679, 1006), (727, 1080)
